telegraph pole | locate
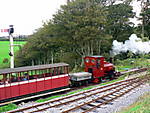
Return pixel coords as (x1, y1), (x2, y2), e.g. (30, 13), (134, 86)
(9, 25), (14, 68)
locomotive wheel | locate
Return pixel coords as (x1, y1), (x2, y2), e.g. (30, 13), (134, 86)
(79, 82), (82, 86)
(85, 80), (89, 85)
(99, 77), (106, 82)
(93, 78), (99, 83)
(107, 71), (115, 80)
(110, 72), (115, 80)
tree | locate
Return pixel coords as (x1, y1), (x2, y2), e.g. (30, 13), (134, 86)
(15, 0), (136, 68)
(134, 0), (150, 38)
(53, 0), (112, 63)
(140, 6), (150, 38)
(15, 22), (62, 66)
(105, 3), (135, 42)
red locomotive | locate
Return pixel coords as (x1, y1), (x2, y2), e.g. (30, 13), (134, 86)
(0, 56), (116, 102)
(84, 56), (115, 83)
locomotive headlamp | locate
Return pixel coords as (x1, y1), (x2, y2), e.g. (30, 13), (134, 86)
(9, 25), (14, 35)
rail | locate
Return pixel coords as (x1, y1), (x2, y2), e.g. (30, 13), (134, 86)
(7, 76), (149, 113)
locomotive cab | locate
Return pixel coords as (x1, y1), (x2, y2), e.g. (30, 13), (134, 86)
(84, 56), (115, 83)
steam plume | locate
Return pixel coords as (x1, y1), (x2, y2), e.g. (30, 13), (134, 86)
(111, 34), (150, 55)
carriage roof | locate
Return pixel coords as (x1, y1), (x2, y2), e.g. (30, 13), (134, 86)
(0, 63), (69, 74)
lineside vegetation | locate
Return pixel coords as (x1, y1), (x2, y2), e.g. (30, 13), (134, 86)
(0, 41), (26, 69)
(119, 92), (150, 113)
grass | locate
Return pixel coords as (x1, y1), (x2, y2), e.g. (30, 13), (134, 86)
(0, 104), (18, 113)
(115, 58), (150, 72)
(119, 92), (150, 113)
(0, 41), (26, 68)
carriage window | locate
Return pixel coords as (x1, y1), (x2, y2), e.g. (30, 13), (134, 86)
(53, 67), (59, 75)
(50, 68), (55, 76)
(46, 69), (49, 74)
(39, 70), (43, 74)
(28, 71), (33, 76)
(42, 69), (47, 76)
(53, 68), (56, 76)
(64, 66), (68, 74)
(52, 67), (61, 75)
(28, 70), (37, 79)
(0, 74), (3, 85)
(38, 70), (44, 78)
(11, 73), (19, 82)
(49, 68), (53, 76)
(44, 69), (50, 77)
(41, 69), (48, 77)
(60, 66), (65, 74)
(55, 67), (60, 75)
(18, 72), (28, 81)
(0, 73), (10, 84)
(31, 70), (37, 76)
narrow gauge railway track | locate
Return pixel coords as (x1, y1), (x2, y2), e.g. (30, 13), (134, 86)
(0, 81), (110, 107)
(7, 76), (149, 113)
(0, 88), (71, 107)
(62, 78), (147, 113)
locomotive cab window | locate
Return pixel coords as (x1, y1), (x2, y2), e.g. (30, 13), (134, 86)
(85, 58), (90, 63)
(91, 59), (96, 64)
(96, 59), (101, 68)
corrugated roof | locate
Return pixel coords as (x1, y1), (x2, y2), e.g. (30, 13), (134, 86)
(0, 63), (69, 74)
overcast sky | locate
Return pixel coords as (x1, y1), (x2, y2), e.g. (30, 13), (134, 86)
(0, 0), (142, 36)
(0, 0), (67, 36)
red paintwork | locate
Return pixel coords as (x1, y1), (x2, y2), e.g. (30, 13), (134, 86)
(0, 88), (5, 100)
(45, 79), (52, 90)
(11, 85), (20, 97)
(29, 82), (37, 94)
(84, 56), (115, 83)
(37, 81), (45, 92)
(20, 83), (29, 96)
(0, 75), (69, 101)
(104, 62), (114, 72)
(0, 57), (114, 100)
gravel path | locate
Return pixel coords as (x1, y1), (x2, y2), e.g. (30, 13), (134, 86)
(90, 83), (150, 113)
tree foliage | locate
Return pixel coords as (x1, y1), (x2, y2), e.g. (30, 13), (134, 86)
(140, 8), (150, 38)
(106, 3), (134, 41)
(15, 0), (136, 69)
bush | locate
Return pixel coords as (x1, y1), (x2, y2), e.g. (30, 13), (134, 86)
(0, 104), (17, 112)
(3, 58), (9, 63)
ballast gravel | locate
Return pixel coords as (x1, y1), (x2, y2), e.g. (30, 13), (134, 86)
(15, 79), (150, 113)
(90, 83), (150, 113)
